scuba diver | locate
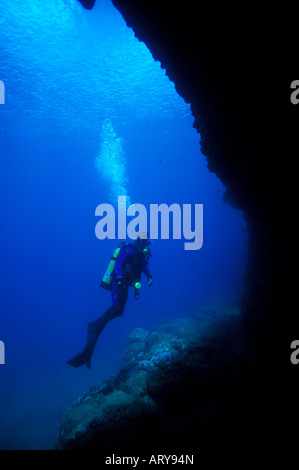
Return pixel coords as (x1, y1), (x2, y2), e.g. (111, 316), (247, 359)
(67, 236), (153, 369)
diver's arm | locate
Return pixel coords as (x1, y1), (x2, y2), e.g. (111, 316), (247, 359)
(143, 264), (153, 286)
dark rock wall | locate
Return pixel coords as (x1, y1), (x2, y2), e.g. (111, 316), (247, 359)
(79, 1), (294, 364)
(109, 1), (292, 364)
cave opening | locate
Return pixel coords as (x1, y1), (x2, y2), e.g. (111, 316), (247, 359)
(0, 0), (249, 450)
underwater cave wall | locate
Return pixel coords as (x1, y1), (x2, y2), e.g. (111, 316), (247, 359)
(79, 0), (288, 363)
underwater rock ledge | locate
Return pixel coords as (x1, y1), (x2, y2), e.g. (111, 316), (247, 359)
(55, 305), (282, 451)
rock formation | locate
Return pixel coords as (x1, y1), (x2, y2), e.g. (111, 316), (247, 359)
(57, 306), (271, 451)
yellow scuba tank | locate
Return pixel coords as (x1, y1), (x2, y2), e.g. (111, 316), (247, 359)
(100, 243), (126, 291)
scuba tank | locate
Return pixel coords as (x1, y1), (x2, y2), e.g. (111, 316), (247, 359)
(100, 242), (127, 291)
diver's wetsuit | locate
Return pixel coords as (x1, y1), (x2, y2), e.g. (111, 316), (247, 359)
(67, 243), (152, 369)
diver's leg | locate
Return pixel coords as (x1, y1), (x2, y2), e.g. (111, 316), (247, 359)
(67, 284), (128, 369)
(85, 284), (128, 353)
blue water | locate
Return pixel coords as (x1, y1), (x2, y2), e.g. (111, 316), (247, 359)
(0, 0), (248, 449)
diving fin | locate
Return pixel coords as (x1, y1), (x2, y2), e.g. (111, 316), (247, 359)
(67, 318), (106, 369)
(66, 346), (93, 369)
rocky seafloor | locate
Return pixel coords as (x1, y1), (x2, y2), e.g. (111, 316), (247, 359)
(55, 304), (280, 452)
